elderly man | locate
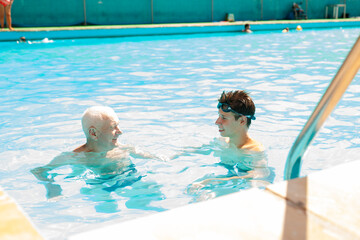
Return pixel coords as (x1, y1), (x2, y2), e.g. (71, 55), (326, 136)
(73, 106), (122, 153)
(31, 106), (139, 199)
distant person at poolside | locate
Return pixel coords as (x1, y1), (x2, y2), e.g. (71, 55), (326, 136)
(287, 2), (305, 20)
(293, 3), (304, 17)
(0, 0), (14, 31)
(242, 24), (252, 33)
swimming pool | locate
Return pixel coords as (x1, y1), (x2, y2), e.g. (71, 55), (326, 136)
(0, 27), (359, 239)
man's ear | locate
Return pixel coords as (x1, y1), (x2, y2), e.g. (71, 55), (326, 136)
(88, 127), (98, 140)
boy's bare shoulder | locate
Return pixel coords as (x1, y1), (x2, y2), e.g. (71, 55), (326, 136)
(243, 139), (264, 152)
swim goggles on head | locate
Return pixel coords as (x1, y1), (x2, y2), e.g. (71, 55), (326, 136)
(217, 102), (256, 120)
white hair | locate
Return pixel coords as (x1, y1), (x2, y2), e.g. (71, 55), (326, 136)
(81, 106), (118, 138)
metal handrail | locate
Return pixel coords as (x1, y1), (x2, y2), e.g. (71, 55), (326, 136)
(284, 36), (360, 180)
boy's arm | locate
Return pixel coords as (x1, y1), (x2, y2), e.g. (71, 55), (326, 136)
(192, 165), (270, 188)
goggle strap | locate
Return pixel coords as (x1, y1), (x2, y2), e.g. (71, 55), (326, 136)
(217, 102), (256, 120)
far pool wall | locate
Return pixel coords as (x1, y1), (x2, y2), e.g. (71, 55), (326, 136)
(11, 0), (360, 27)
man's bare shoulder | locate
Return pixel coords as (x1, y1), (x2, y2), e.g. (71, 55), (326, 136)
(106, 147), (130, 159)
(73, 144), (87, 153)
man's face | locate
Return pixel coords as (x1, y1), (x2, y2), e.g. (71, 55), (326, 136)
(215, 109), (242, 138)
(97, 115), (122, 152)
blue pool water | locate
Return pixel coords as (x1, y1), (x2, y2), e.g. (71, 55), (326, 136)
(0, 27), (360, 239)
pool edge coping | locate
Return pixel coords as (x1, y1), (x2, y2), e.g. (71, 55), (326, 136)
(68, 160), (360, 240)
(1, 18), (360, 42)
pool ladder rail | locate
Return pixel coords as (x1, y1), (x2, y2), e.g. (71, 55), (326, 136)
(284, 35), (360, 180)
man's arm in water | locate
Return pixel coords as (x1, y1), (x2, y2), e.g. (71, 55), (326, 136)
(120, 144), (169, 161)
(30, 155), (70, 199)
(30, 155), (69, 182)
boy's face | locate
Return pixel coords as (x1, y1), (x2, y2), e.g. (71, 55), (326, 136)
(215, 108), (243, 138)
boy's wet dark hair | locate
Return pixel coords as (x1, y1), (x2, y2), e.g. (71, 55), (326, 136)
(218, 90), (256, 127)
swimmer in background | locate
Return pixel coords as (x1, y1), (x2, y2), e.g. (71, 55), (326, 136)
(18, 36), (26, 43)
(242, 24), (253, 33)
(282, 27), (289, 33)
(31, 106), (158, 199)
(17, 37), (54, 44)
(190, 90), (270, 190)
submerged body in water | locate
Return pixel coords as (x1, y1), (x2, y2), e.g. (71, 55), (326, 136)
(217, 138), (270, 180)
(31, 146), (166, 212)
(183, 138), (273, 202)
(31, 148), (132, 183)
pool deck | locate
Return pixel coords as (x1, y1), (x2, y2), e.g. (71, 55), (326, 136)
(0, 188), (43, 240)
(69, 160), (360, 240)
(1, 18), (360, 42)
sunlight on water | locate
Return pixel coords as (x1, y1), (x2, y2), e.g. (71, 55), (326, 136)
(0, 27), (360, 239)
